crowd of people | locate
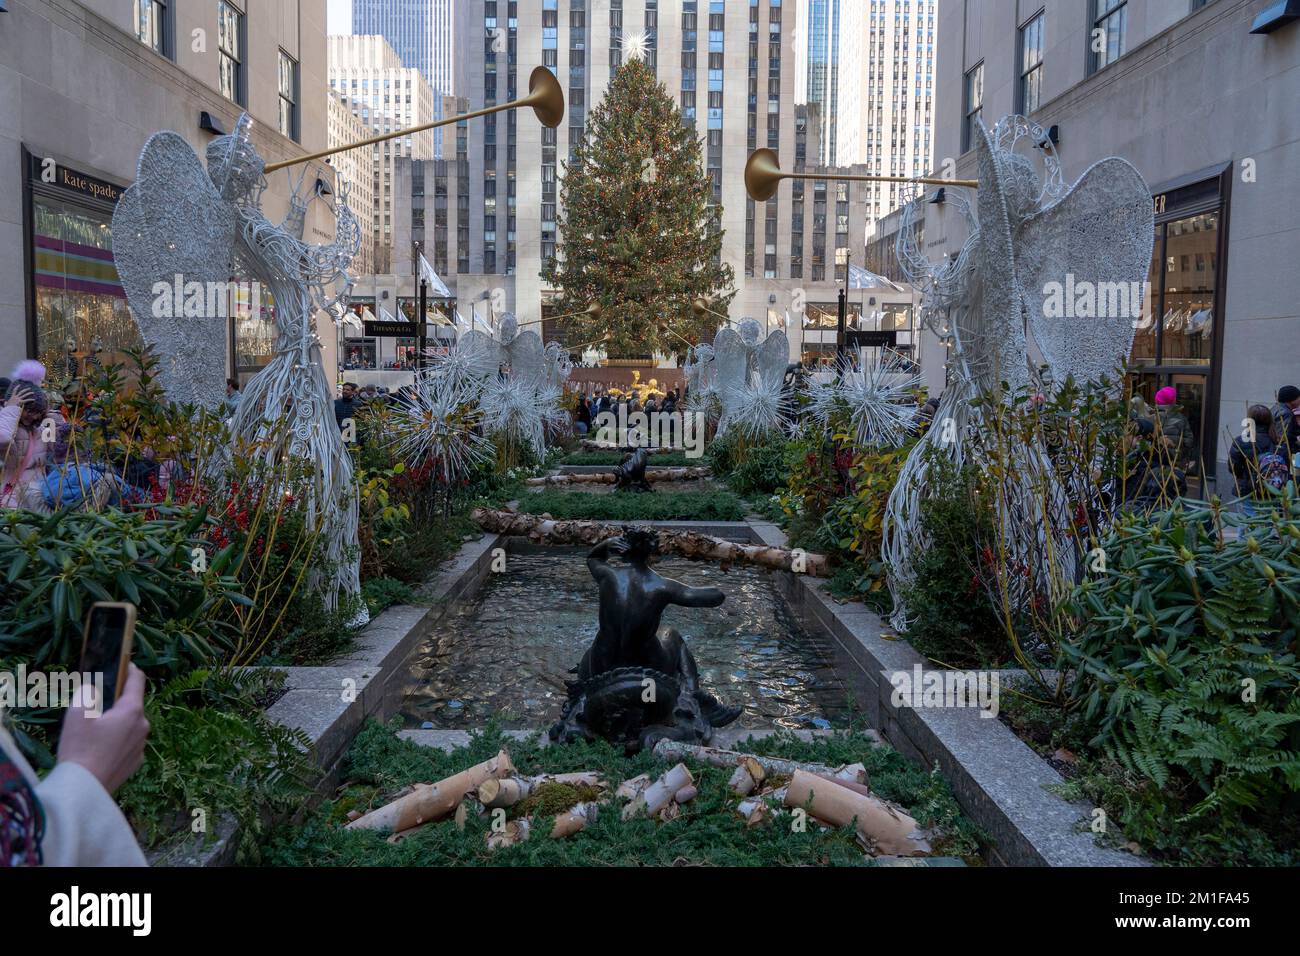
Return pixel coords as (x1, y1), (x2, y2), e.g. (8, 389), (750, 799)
(569, 385), (683, 436)
(0, 361), (197, 513)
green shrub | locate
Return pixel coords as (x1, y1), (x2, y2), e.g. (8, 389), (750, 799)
(521, 489), (747, 521)
(717, 431), (785, 494)
(362, 576), (419, 617)
(119, 668), (315, 859)
(0, 506), (244, 676)
(1060, 498), (1300, 863)
(899, 454), (1008, 668)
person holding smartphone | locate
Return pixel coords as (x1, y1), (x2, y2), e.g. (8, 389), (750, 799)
(0, 667), (150, 866)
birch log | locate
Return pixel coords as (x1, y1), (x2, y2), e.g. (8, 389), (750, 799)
(784, 770), (931, 856)
(478, 776), (532, 809)
(472, 508), (829, 577)
(622, 763), (694, 820)
(487, 819), (531, 851)
(346, 750), (516, 833)
(478, 771), (607, 809)
(652, 740), (848, 779)
(550, 802), (599, 839)
(728, 757), (767, 796)
(616, 773), (652, 801)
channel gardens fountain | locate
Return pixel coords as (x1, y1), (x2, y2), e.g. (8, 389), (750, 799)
(104, 95), (1157, 864)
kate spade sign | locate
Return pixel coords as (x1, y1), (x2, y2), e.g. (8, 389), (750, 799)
(29, 154), (123, 204)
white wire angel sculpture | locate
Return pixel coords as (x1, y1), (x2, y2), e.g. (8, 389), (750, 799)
(881, 115), (1154, 627)
(113, 115), (366, 618)
(425, 314), (570, 463)
(712, 318), (792, 439)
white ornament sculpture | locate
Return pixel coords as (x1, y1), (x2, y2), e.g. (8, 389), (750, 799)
(429, 316), (569, 461)
(882, 115), (1154, 627)
(713, 318), (791, 438)
(681, 343), (719, 422)
(809, 349), (923, 451)
(389, 375), (492, 483)
(113, 115), (365, 615)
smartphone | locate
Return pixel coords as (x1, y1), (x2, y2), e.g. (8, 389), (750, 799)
(78, 602), (137, 711)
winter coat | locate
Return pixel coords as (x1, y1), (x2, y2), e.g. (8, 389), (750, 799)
(1229, 432), (1278, 498)
(0, 405), (63, 509)
(0, 721), (146, 866)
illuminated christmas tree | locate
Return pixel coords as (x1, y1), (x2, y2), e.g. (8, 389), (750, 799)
(543, 56), (734, 359)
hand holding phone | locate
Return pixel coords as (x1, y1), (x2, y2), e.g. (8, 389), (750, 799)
(57, 663), (150, 795)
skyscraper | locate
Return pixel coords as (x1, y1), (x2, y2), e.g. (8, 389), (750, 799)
(449, 0), (801, 331)
(351, 0), (472, 152)
(858, 0), (937, 220)
(328, 34), (438, 273)
(795, 0), (864, 167)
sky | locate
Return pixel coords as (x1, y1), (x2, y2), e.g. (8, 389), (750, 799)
(327, 0), (351, 35)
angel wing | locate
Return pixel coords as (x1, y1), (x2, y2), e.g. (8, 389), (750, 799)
(452, 330), (504, 379)
(504, 329), (547, 386)
(543, 341), (572, 388)
(755, 328), (789, 393)
(1017, 157), (1154, 386)
(965, 120), (1032, 396)
(111, 132), (238, 409)
(712, 327), (749, 396)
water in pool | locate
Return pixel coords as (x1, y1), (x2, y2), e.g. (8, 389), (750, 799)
(401, 549), (856, 730)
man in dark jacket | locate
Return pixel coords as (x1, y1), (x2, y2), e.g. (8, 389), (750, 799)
(1271, 385), (1300, 463)
(334, 382), (358, 429)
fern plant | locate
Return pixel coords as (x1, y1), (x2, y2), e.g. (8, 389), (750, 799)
(118, 667), (315, 860)
(1064, 496), (1300, 841)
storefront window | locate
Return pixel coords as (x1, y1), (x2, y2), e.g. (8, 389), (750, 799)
(1129, 174), (1226, 494)
(32, 195), (140, 387)
(342, 338), (377, 369)
(232, 284), (275, 377)
(1160, 213), (1217, 367)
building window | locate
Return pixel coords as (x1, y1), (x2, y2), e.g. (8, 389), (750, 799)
(1089, 0), (1127, 75)
(961, 62), (983, 153)
(134, 0), (168, 57)
(278, 51), (299, 142)
(218, 1), (244, 106)
(1017, 10), (1044, 115)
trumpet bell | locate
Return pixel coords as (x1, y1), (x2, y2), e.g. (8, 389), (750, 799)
(744, 148), (783, 202)
(526, 66), (565, 129)
(586, 302), (603, 321)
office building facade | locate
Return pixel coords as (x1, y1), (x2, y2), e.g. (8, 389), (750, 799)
(932, 0), (1300, 489)
(328, 33), (438, 274)
(1, 0), (333, 384)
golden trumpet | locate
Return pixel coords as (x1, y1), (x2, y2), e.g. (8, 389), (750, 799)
(743, 148), (978, 202)
(265, 66), (564, 173)
(549, 302), (604, 323)
(692, 296), (730, 322)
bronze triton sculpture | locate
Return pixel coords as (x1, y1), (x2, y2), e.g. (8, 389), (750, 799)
(550, 527), (742, 752)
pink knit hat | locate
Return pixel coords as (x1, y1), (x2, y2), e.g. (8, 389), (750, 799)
(1154, 386), (1177, 406)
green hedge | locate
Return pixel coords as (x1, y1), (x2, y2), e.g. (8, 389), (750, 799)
(521, 489), (746, 521)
